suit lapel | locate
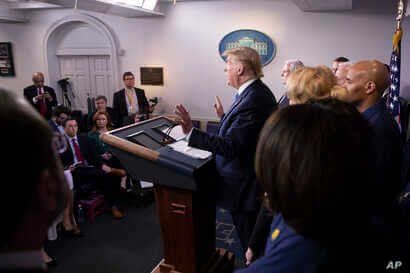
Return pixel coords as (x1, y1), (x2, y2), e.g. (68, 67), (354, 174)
(218, 80), (257, 135)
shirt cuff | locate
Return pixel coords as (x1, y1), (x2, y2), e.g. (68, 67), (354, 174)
(33, 97), (38, 104)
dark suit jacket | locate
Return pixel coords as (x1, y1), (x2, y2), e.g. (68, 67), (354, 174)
(113, 87), (149, 126)
(189, 79), (277, 211)
(363, 100), (403, 212)
(60, 134), (101, 169)
(23, 85), (57, 120)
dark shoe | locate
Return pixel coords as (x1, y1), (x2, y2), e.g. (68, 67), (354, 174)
(46, 258), (58, 267)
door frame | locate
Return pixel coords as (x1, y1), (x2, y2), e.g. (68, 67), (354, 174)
(43, 13), (120, 103)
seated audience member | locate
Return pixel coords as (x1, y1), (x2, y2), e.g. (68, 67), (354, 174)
(88, 111), (126, 178)
(278, 59), (304, 108)
(0, 88), (66, 272)
(23, 72), (57, 120)
(245, 65), (341, 264)
(87, 95), (119, 129)
(239, 99), (387, 273)
(113, 72), (150, 126)
(331, 56), (350, 74)
(60, 118), (125, 219)
(49, 105), (71, 134)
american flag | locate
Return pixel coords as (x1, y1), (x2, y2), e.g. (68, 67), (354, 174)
(387, 29), (403, 131)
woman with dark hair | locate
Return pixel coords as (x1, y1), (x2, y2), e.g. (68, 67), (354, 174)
(238, 99), (385, 273)
(88, 111), (127, 218)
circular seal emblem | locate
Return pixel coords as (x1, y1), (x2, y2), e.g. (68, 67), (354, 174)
(219, 29), (276, 66)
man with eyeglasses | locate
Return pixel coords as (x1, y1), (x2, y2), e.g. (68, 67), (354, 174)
(23, 72), (57, 120)
(113, 71), (150, 126)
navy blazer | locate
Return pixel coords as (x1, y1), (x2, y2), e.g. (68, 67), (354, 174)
(23, 85), (57, 120)
(363, 100), (403, 211)
(113, 87), (149, 126)
(189, 79), (277, 211)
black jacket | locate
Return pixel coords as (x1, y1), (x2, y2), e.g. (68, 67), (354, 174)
(113, 88), (149, 126)
(23, 85), (57, 120)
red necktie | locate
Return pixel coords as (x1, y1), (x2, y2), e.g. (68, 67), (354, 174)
(72, 138), (85, 163)
(38, 88), (47, 117)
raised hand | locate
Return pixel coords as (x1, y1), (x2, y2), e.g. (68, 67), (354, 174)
(214, 96), (224, 118)
(174, 104), (193, 134)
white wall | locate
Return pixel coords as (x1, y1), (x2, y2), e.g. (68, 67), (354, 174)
(0, 0), (409, 119)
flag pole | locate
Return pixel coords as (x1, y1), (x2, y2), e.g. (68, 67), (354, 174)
(396, 0), (406, 30)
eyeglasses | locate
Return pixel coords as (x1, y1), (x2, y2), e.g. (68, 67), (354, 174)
(124, 77), (135, 81)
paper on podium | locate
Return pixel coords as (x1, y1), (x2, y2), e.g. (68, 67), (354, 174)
(161, 125), (186, 141)
(168, 140), (212, 159)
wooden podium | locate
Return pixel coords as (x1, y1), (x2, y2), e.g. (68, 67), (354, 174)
(101, 116), (234, 273)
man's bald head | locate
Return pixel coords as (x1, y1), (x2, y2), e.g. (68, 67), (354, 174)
(352, 60), (389, 94)
(32, 72), (45, 88)
(343, 60), (389, 112)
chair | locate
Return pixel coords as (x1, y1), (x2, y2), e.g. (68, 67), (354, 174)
(77, 192), (108, 223)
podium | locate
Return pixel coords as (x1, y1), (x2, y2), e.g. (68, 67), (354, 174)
(101, 116), (234, 273)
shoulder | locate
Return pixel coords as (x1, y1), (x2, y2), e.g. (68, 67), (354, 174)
(44, 86), (55, 92)
(134, 87), (145, 94)
(24, 85), (35, 92)
(114, 89), (125, 96)
(371, 107), (400, 139)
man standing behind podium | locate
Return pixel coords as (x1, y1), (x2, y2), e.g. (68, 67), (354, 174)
(113, 72), (150, 126)
(175, 47), (277, 249)
(24, 72), (57, 120)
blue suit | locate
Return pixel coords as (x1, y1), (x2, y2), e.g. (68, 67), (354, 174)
(236, 214), (322, 273)
(362, 100), (403, 212)
(189, 79), (277, 247)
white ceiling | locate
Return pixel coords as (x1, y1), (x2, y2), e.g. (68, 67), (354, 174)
(0, 0), (407, 23)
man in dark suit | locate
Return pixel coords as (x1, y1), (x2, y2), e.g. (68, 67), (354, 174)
(175, 47), (277, 249)
(0, 88), (66, 272)
(60, 118), (124, 219)
(113, 72), (150, 126)
(23, 72), (57, 120)
(277, 59), (304, 108)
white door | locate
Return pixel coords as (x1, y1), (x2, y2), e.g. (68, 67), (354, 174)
(58, 55), (113, 113)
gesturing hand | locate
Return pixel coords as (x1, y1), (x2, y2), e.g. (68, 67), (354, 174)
(174, 104), (193, 134)
(214, 96), (224, 118)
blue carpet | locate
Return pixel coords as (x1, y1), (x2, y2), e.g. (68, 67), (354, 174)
(215, 207), (245, 268)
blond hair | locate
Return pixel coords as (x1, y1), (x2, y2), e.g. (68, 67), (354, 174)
(223, 47), (264, 78)
(287, 66), (341, 104)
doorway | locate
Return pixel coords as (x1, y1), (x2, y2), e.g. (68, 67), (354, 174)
(58, 55), (113, 112)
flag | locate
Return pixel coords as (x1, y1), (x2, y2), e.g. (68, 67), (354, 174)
(387, 28), (403, 131)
